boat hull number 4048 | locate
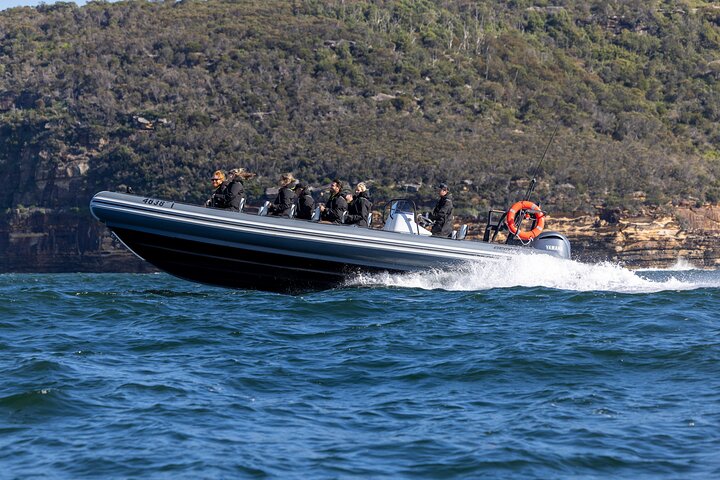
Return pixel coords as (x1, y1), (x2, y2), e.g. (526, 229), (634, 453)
(142, 198), (173, 208)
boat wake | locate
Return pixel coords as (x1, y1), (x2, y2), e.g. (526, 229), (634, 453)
(348, 255), (720, 294)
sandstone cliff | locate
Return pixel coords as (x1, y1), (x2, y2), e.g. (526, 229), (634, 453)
(547, 205), (720, 269)
(1, 206), (151, 273)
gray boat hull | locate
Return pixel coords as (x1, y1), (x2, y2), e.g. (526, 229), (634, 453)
(90, 191), (569, 292)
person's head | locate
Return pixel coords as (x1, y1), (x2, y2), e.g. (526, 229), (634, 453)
(355, 182), (367, 194)
(293, 182), (307, 194)
(330, 180), (342, 195)
(438, 183), (449, 197)
(279, 173), (296, 187)
(343, 191), (354, 202)
(211, 170), (226, 187)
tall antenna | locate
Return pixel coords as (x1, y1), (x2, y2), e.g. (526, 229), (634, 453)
(523, 124), (559, 202)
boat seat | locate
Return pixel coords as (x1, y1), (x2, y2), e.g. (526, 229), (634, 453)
(288, 204), (296, 219)
(238, 198), (245, 212)
(456, 224), (468, 240)
(310, 206), (321, 222)
(340, 210), (348, 224)
(367, 212), (373, 228)
(258, 201), (270, 216)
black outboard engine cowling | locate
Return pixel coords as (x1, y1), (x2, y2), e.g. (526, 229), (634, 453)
(532, 231), (571, 259)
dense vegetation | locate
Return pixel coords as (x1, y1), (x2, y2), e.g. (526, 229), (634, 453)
(1, 0), (719, 215)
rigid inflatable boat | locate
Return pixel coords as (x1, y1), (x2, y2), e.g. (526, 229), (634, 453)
(90, 191), (571, 293)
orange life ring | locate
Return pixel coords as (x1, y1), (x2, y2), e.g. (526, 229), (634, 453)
(506, 200), (545, 241)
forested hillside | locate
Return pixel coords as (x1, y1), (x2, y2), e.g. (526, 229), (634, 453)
(1, 0), (719, 215)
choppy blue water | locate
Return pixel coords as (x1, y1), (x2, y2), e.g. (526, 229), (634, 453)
(1, 259), (719, 479)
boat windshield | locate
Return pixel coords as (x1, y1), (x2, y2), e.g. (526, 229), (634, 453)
(388, 199), (415, 218)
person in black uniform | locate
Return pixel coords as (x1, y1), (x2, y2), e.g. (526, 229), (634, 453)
(430, 183), (454, 237)
(342, 189), (354, 213)
(224, 167), (256, 211)
(345, 182), (372, 227)
(319, 179), (347, 223)
(268, 173), (297, 217)
(293, 182), (315, 220)
(206, 170), (229, 208)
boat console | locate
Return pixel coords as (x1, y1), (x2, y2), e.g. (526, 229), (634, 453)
(381, 199), (431, 236)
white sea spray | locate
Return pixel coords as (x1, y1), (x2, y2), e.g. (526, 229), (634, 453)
(349, 255), (720, 293)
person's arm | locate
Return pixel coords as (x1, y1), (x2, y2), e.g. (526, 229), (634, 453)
(211, 186), (229, 208)
(269, 192), (281, 213)
(346, 198), (371, 224)
(321, 198), (334, 221)
(324, 205), (339, 222)
(360, 199), (371, 223)
(435, 199), (453, 235)
(280, 188), (296, 211)
(226, 181), (244, 209)
(229, 181), (244, 198)
(302, 196), (315, 217)
(429, 203), (439, 222)
(330, 196), (348, 222)
(431, 199), (450, 230)
(439, 199), (452, 219)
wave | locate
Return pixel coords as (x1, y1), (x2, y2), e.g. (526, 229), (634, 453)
(348, 255), (720, 294)
(636, 256), (698, 272)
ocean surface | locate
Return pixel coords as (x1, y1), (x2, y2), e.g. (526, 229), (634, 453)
(1, 256), (719, 479)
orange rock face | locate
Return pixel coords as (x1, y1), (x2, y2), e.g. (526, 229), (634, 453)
(538, 205), (720, 269)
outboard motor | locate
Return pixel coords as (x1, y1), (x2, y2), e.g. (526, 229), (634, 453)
(532, 231), (571, 259)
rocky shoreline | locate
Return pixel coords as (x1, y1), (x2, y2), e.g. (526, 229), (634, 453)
(544, 204), (720, 269)
(1, 203), (718, 274)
